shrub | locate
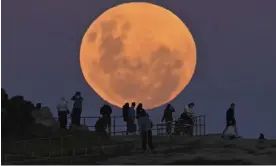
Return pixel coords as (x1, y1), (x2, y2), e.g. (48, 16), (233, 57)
(2, 89), (35, 138)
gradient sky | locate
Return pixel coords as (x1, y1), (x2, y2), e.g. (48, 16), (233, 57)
(2, 0), (276, 138)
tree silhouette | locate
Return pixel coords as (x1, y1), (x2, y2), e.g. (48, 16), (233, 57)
(1, 88), (8, 109)
(1, 89), (35, 138)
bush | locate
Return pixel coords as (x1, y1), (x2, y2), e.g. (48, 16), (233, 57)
(1, 88), (8, 109)
(1, 89), (35, 138)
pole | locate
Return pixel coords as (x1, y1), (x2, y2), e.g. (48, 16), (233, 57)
(113, 116), (116, 135)
(199, 116), (202, 136)
(203, 115), (206, 135)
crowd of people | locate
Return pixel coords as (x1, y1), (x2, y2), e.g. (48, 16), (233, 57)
(56, 93), (240, 151)
(122, 102), (154, 151)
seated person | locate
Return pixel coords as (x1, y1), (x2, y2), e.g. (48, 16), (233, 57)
(94, 117), (107, 135)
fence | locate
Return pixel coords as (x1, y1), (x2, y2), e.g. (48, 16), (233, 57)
(68, 115), (206, 136)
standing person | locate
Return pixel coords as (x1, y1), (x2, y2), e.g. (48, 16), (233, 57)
(136, 103), (143, 119)
(222, 103), (239, 138)
(56, 97), (70, 129)
(100, 101), (112, 135)
(161, 104), (175, 136)
(122, 103), (130, 122)
(71, 92), (83, 126)
(122, 103), (130, 134)
(136, 103), (143, 133)
(128, 102), (136, 134)
(138, 109), (154, 153)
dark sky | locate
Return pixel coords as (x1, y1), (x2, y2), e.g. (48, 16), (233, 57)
(2, 0), (276, 138)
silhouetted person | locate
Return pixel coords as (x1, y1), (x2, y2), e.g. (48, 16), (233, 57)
(222, 103), (239, 138)
(56, 97), (70, 129)
(138, 109), (154, 152)
(161, 104), (175, 136)
(71, 92), (83, 126)
(100, 101), (112, 135)
(180, 102), (195, 136)
(136, 103), (143, 133)
(259, 133), (265, 140)
(94, 117), (107, 135)
(35, 103), (42, 109)
(122, 103), (129, 121)
(122, 103), (130, 134)
(258, 133), (266, 143)
(136, 103), (143, 119)
(127, 102), (136, 134)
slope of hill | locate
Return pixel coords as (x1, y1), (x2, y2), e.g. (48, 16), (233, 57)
(102, 135), (276, 165)
(3, 135), (276, 164)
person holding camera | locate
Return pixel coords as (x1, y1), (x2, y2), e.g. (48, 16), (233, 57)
(71, 91), (83, 126)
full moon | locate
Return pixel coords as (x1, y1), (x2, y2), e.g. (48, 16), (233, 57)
(80, 2), (196, 109)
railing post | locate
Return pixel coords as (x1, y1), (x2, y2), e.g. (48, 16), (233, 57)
(83, 117), (86, 125)
(157, 124), (159, 136)
(203, 115), (206, 135)
(113, 116), (116, 135)
(194, 116), (197, 136)
(199, 116), (202, 136)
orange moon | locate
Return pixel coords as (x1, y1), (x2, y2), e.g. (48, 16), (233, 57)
(80, 2), (196, 109)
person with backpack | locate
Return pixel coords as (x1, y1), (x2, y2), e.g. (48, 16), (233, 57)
(138, 109), (154, 153)
(71, 92), (83, 126)
(161, 104), (175, 136)
(221, 103), (239, 138)
(100, 101), (113, 135)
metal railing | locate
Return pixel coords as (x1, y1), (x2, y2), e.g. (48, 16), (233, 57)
(64, 115), (206, 136)
(156, 115), (206, 136)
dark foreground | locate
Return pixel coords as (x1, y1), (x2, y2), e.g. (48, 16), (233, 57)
(3, 135), (276, 165)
